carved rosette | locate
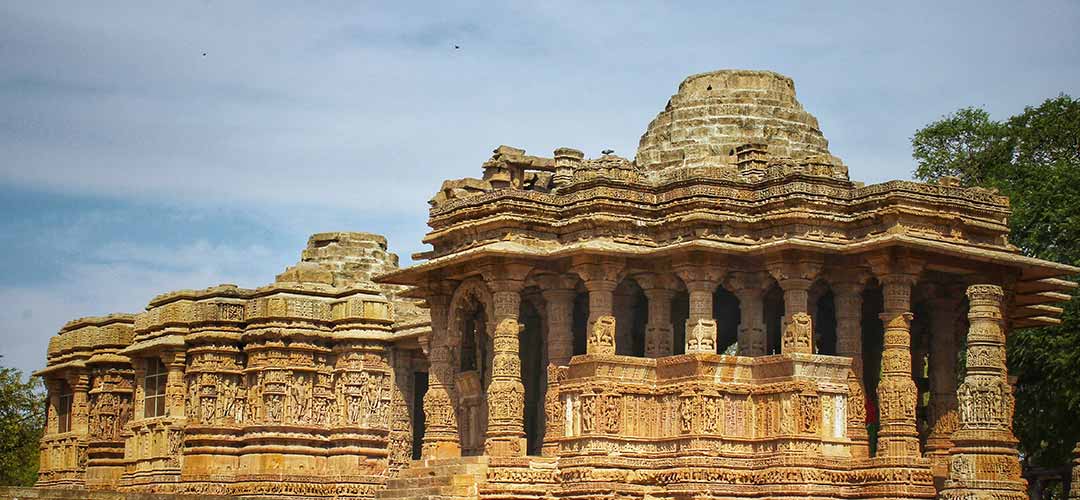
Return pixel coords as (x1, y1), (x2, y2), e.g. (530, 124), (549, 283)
(485, 316), (526, 456)
(941, 284), (1027, 499)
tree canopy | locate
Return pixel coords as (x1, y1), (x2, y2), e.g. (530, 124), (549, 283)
(911, 95), (1080, 479)
(0, 363), (45, 486)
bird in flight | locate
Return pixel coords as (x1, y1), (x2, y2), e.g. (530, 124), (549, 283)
(602, 149), (614, 155)
(453, 45), (461, 50)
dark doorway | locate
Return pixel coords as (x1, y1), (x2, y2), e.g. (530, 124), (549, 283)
(714, 287), (741, 354)
(861, 285), (884, 397)
(520, 301), (545, 456)
(411, 371), (428, 460)
(764, 285), (785, 354)
(815, 290), (837, 355)
(615, 280), (648, 357)
(572, 291), (589, 356)
(460, 305), (488, 379)
(671, 291), (690, 355)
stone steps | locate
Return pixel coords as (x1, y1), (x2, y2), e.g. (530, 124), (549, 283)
(379, 457), (488, 500)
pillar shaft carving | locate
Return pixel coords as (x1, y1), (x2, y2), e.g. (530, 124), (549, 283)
(767, 252), (823, 319)
(675, 266), (722, 354)
(484, 277), (526, 457)
(541, 364), (567, 457)
(541, 285), (577, 366)
(831, 278), (869, 458)
(729, 271), (768, 356)
(162, 351), (187, 419)
(68, 372), (91, 435)
(422, 293), (460, 459)
(643, 287), (676, 358)
(924, 285), (963, 468)
(636, 272), (680, 357)
(574, 260), (622, 355)
(388, 352), (414, 473)
(875, 273), (920, 458)
(941, 284), (1026, 500)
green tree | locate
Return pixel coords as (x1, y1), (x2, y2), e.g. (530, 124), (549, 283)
(0, 364), (44, 486)
(912, 95), (1080, 492)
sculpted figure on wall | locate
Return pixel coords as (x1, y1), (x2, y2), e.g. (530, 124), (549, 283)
(782, 312), (813, 355)
(686, 319), (717, 353)
(589, 316), (616, 355)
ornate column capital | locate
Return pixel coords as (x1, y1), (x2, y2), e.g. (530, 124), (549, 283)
(534, 273), (579, 293)
(571, 257), (623, 285)
(726, 270), (769, 297)
(422, 286), (456, 356)
(65, 371), (90, 392)
(865, 250), (924, 283)
(877, 273), (919, 317)
(765, 251), (823, 284)
(633, 272), (679, 293)
(828, 268), (872, 296)
(673, 268), (724, 291)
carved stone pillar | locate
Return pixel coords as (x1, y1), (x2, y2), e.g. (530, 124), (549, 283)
(832, 280), (866, 376)
(388, 351), (414, 473)
(68, 372), (91, 435)
(940, 284), (1027, 500)
(729, 271), (768, 356)
(485, 276), (527, 457)
(45, 379), (62, 434)
(643, 288), (676, 358)
(767, 252), (823, 322)
(573, 260), (621, 356)
(924, 285), (962, 473)
(132, 359), (147, 421)
(637, 273), (677, 358)
(540, 284), (576, 366)
(161, 351), (186, 419)
(675, 264), (722, 354)
(422, 293), (460, 459)
(875, 273), (920, 458)
(541, 364), (566, 457)
(832, 278), (869, 458)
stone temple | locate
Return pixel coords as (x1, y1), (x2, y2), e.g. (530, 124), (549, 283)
(20, 70), (1080, 500)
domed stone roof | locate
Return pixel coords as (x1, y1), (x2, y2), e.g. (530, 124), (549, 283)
(636, 69), (833, 171)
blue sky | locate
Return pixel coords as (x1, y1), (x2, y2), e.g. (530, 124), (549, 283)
(2, 1), (1079, 376)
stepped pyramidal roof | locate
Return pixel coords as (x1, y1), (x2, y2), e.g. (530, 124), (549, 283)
(636, 69), (838, 171)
